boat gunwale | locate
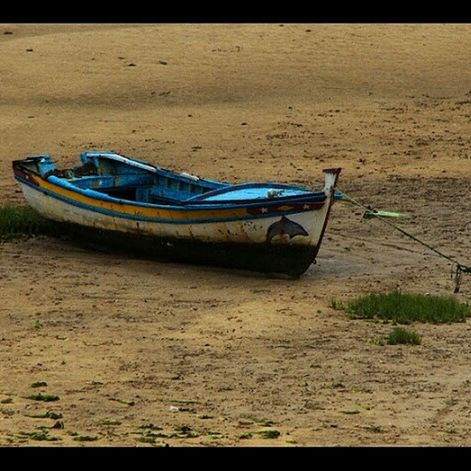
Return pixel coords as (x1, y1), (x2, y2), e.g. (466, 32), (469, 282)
(15, 174), (327, 225)
(12, 158), (328, 212)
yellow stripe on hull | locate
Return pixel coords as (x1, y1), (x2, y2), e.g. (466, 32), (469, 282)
(36, 176), (248, 221)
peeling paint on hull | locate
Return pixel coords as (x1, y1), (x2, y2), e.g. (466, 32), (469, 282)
(19, 184), (329, 275)
(52, 221), (320, 277)
(21, 181), (328, 241)
(13, 155), (340, 276)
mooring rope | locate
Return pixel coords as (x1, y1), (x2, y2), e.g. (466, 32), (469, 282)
(336, 188), (471, 293)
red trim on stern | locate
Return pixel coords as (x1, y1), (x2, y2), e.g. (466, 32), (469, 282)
(12, 163), (39, 186)
(246, 200), (325, 216)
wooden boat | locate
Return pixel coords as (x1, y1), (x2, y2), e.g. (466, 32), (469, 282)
(12, 151), (340, 276)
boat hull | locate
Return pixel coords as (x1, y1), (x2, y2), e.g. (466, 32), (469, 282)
(13, 155), (340, 276)
(49, 220), (321, 277)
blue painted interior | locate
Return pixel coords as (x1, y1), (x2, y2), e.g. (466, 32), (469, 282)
(19, 152), (330, 208)
(188, 182), (317, 203)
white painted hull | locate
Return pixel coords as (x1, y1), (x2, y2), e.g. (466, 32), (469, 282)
(21, 182), (330, 247)
(13, 153), (340, 275)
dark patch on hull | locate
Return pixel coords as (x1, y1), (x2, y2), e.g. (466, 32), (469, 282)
(53, 222), (320, 277)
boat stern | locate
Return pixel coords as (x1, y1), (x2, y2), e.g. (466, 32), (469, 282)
(12, 155), (56, 180)
(322, 168), (342, 194)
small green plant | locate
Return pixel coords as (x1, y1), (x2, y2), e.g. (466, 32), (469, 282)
(72, 434), (99, 442)
(365, 425), (383, 433)
(31, 381), (48, 388)
(329, 299), (345, 310)
(386, 327), (421, 345)
(340, 291), (470, 324)
(136, 435), (156, 444)
(33, 319), (43, 330)
(16, 431), (60, 441)
(371, 336), (386, 346)
(172, 425), (200, 438)
(101, 419), (122, 426)
(0, 398), (13, 404)
(254, 418), (274, 427)
(137, 423), (162, 431)
(26, 393), (60, 402)
(239, 414), (275, 427)
(257, 429), (281, 439)
(239, 432), (253, 439)
(135, 432), (167, 446)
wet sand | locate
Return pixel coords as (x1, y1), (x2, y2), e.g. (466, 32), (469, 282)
(0, 24), (470, 446)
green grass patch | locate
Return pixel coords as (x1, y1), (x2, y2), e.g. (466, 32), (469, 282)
(0, 398), (13, 404)
(386, 327), (422, 345)
(136, 435), (156, 444)
(26, 393), (60, 402)
(101, 419), (122, 426)
(0, 205), (57, 242)
(135, 433), (168, 446)
(16, 431), (60, 442)
(239, 432), (253, 439)
(340, 291), (471, 324)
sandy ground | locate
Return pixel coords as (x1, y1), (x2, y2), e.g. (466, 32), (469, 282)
(0, 23), (470, 447)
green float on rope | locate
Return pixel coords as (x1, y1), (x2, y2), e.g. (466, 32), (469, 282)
(335, 188), (470, 293)
(362, 209), (408, 219)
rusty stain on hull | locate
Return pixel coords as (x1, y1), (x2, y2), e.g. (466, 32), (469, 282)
(12, 154), (341, 275)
